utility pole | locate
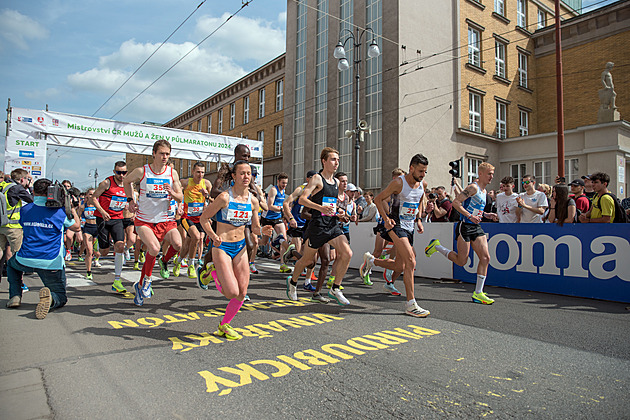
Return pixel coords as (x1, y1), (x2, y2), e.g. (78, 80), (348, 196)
(88, 169), (99, 189)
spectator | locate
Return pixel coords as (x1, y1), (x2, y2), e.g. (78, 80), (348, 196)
(548, 184), (576, 226)
(579, 172), (615, 223)
(516, 175), (548, 223)
(495, 176), (520, 223)
(359, 191), (378, 222)
(0, 169), (34, 267)
(482, 189), (498, 222)
(427, 186), (452, 222)
(621, 196), (630, 219)
(581, 174), (597, 201)
(348, 183), (366, 217)
(568, 178), (590, 216)
(5, 178), (81, 318)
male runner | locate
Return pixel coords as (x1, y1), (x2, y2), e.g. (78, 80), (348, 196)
(285, 147), (352, 305)
(261, 173), (291, 273)
(93, 161), (128, 293)
(425, 162), (498, 304)
(125, 140), (183, 306)
(359, 154), (431, 317)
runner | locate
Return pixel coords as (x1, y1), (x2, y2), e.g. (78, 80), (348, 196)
(246, 165), (266, 274)
(261, 173), (291, 273)
(199, 160), (272, 340)
(77, 188), (100, 281)
(425, 162), (498, 305)
(122, 186), (137, 263)
(124, 140), (183, 306)
(359, 154), (431, 317)
(92, 161), (128, 293)
(285, 147), (353, 305)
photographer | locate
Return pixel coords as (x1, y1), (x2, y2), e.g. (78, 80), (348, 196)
(426, 186), (452, 222)
(5, 178), (81, 319)
(0, 169), (34, 274)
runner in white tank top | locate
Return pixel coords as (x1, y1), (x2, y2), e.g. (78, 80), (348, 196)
(136, 163), (175, 223)
(359, 154), (432, 318)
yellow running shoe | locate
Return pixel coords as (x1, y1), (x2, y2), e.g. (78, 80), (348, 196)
(173, 262), (181, 277)
(187, 265), (196, 279)
(111, 280), (127, 293)
(472, 291), (495, 305)
(213, 323), (242, 340)
(133, 262), (140, 271)
(425, 239), (441, 257)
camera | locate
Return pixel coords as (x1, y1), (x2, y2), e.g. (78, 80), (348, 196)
(428, 193), (437, 200)
(46, 182), (73, 218)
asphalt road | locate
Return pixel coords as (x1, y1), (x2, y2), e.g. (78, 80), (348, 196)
(1, 256), (629, 419)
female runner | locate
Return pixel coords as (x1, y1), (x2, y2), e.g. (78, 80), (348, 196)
(78, 188), (101, 281)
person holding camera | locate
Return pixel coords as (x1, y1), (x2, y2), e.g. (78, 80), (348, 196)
(5, 178), (81, 319)
(425, 186), (452, 222)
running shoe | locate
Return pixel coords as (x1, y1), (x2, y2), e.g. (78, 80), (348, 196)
(196, 266), (209, 290)
(35, 287), (52, 319)
(303, 282), (316, 292)
(78, 256), (85, 262)
(138, 251), (145, 263)
(65, 250), (72, 261)
(244, 295), (250, 302)
(383, 269), (394, 283)
(328, 288), (350, 305)
(472, 291), (495, 305)
(180, 258), (188, 268)
(93, 259), (102, 268)
(124, 249), (131, 262)
(173, 261), (181, 277)
(300, 269), (307, 277)
(111, 280), (127, 293)
(6, 296), (21, 308)
(360, 252), (374, 279)
(141, 277), (153, 298)
(21, 284), (29, 292)
(384, 282), (402, 296)
(363, 273), (373, 286)
(405, 302), (430, 318)
(279, 264), (292, 273)
(282, 244), (296, 265)
(158, 258), (169, 279)
(249, 262), (259, 274)
(310, 272), (317, 282)
(425, 239), (441, 257)
(133, 262), (140, 271)
(326, 276), (335, 289)
(133, 281), (144, 306)
(187, 265), (196, 279)
(286, 276), (298, 301)
(214, 323), (242, 340)
(310, 293), (330, 304)
(86, 273), (93, 281)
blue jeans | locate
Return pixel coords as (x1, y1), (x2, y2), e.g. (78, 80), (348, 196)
(7, 256), (67, 310)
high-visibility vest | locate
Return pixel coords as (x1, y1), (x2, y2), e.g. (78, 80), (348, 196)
(0, 181), (23, 229)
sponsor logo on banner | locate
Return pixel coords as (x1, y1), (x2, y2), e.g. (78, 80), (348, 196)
(37, 117), (44, 124)
(52, 118), (59, 126)
(22, 161), (31, 165)
(17, 117), (32, 122)
(19, 151), (35, 158)
(32, 166), (41, 171)
(31, 171), (42, 175)
(452, 223), (630, 303)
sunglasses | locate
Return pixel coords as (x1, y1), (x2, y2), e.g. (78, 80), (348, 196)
(522, 180), (532, 185)
(115, 171), (128, 175)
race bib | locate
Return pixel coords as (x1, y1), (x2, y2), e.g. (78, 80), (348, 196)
(84, 207), (96, 219)
(471, 208), (483, 218)
(146, 178), (170, 198)
(109, 195), (127, 211)
(322, 196), (337, 216)
(226, 202), (251, 223)
(400, 201), (419, 220)
(167, 200), (177, 218)
(187, 202), (203, 217)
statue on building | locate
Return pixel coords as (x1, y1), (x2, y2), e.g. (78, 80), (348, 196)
(598, 62), (620, 123)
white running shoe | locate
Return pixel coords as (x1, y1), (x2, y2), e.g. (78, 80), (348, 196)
(285, 276), (298, 301)
(360, 252), (374, 279)
(405, 302), (430, 318)
(328, 288), (350, 305)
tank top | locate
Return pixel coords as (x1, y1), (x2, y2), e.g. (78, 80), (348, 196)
(337, 193), (354, 233)
(215, 187), (253, 227)
(290, 183), (307, 228)
(309, 173), (339, 231)
(262, 185), (285, 220)
(390, 175), (424, 232)
(183, 177), (206, 221)
(95, 176), (126, 219)
(460, 182), (486, 224)
(137, 164), (175, 223)
(83, 206), (96, 220)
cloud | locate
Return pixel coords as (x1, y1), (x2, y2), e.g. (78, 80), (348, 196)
(56, 167), (79, 177)
(0, 9), (49, 50)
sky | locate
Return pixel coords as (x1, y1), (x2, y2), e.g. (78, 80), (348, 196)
(0, 0), (286, 191)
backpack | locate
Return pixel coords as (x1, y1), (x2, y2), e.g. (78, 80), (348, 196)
(592, 192), (629, 223)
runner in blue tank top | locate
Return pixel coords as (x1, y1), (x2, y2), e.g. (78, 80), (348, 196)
(260, 173), (292, 273)
(359, 154), (431, 318)
(425, 162), (499, 305)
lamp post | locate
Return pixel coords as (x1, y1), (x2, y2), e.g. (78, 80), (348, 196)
(334, 27), (380, 186)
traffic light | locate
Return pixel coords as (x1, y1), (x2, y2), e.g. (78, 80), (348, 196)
(449, 159), (462, 178)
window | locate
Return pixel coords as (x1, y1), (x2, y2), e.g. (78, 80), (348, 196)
(274, 124), (282, 156)
(257, 130), (264, 144)
(565, 158), (579, 181)
(468, 27), (481, 67)
(511, 163), (527, 192)
(517, 0), (526, 27)
(468, 158), (483, 185)
(243, 96), (249, 124)
(537, 9), (546, 29)
(258, 88), (266, 118)
(534, 160), (552, 186)
(217, 109), (223, 134)
(496, 102), (507, 139)
(469, 92), (482, 133)
(197, 120), (201, 131)
(495, 41), (506, 78)
(276, 80), (283, 111)
(519, 110), (529, 136)
(518, 52), (528, 88)
(207, 115), (211, 133)
(229, 103), (235, 130)
(494, 0), (504, 16)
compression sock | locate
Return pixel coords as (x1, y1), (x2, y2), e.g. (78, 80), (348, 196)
(114, 252), (124, 279)
(162, 246), (178, 264)
(475, 274), (487, 294)
(141, 254), (157, 283)
(220, 298), (244, 325)
(435, 245), (451, 257)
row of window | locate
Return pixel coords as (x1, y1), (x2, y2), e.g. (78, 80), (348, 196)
(469, 92), (529, 138)
(255, 124), (283, 157)
(187, 80), (284, 134)
(493, 0), (547, 29)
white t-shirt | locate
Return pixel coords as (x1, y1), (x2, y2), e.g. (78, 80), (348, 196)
(519, 190), (549, 223)
(495, 192), (519, 223)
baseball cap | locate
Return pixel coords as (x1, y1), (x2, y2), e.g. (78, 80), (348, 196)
(306, 170), (317, 178)
(569, 179), (584, 187)
(347, 183), (358, 191)
(581, 174), (591, 180)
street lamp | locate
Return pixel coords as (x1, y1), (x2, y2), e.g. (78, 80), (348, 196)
(334, 27), (380, 186)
